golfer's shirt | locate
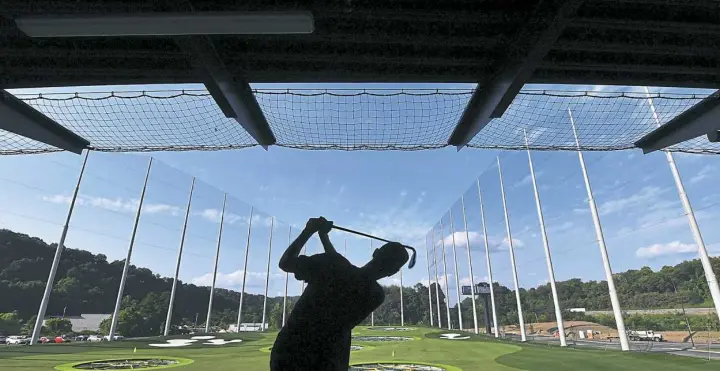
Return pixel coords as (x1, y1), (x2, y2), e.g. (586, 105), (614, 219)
(272, 252), (384, 370)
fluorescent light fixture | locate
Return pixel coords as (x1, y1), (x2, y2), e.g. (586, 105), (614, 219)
(15, 11), (314, 37)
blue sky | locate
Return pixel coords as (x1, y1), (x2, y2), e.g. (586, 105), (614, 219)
(1, 83), (718, 312)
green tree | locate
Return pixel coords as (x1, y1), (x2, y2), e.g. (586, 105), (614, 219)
(44, 318), (72, 335)
(0, 312), (22, 335)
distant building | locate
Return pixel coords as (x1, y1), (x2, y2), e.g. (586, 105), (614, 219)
(227, 323), (268, 332)
(43, 314), (111, 332)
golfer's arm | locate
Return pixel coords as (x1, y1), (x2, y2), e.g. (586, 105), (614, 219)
(278, 229), (312, 272)
(319, 232), (337, 254)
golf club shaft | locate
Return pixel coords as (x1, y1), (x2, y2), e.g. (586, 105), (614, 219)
(332, 225), (393, 244)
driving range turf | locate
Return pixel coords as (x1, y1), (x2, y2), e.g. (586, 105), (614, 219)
(0, 327), (716, 370)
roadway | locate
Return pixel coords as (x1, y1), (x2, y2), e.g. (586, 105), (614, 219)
(504, 334), (720, 360)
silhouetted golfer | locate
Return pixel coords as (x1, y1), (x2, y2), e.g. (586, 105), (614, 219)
(271, 217), (409, 371)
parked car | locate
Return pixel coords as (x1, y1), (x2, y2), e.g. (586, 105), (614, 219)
(0, 336), (6, 344)
(39, 337), (57, 344)
(87, 335), (103, 342)
(6, 336), (29, 345)
(103, 335), (124, 341)
(74, 335), (88, 342)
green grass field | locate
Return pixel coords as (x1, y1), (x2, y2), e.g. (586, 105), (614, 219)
(1, 327), (716, 370)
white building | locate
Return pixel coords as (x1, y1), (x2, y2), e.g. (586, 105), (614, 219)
(43, 314), (111, 332)
(227, 323), (268, 332)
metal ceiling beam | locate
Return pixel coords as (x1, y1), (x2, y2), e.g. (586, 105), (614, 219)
(176, 36), (276, 149)
(0, 91), (89, 154)
(635, 91), (720, 153)
(448, 0), (584, 149)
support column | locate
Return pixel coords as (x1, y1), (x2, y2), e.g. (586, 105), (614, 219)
(425, 235), (435, 327)
(400, 268), (405, 326)
(164, 177), (196, 336)
(461, 195), (480, 334)
(439, 219), (452, 330)
(431, 228), (442, 328)
(370, 239), (375, 327)
(282, 226), (291, 327)
(261, 217), (274, 332)
(497, 157), (527, 342)
(109, 157), (153, 340)
(645, 87), (720, 323)
(477, 179), (499, 337)
(204, 193), (227, 333)
(449, 208), (464, 331)
(569, 109), (630, 351)
(30, 150), (90, 345)
(236, 206), (254, 331)
(523, 130), (566, 346)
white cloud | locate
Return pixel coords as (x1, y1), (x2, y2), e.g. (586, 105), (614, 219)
(550, 221), (574, 233)
(598, 186), (668, 215)
(196, 208), (273, 227)
(513, 172), (542, 188)
(191, 269), (283, 287)
(636, 241), (697, 258)
(41, 194), (180, 215)
(436, 231), (524, 253)
(690, 165), (714, 184)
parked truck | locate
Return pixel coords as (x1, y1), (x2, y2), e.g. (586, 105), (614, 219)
(627, 330), (664, 342)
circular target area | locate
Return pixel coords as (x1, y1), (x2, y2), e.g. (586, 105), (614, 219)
(350, 363), (446, 370)
(352, 336), (413, 342)
(55, 357), (193, 370)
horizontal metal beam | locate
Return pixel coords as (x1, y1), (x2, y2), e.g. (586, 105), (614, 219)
(0, 91), (89, 154)
(177, 36), (276, 149)
(448, 0), (583, 148)
(635, 91), (720, 153)
(573, 17), (720, 35)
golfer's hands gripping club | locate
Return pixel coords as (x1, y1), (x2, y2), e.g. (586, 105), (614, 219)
(304, 217), (333, 235)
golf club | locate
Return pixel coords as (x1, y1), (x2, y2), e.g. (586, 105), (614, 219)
(332, 225), (417, 269)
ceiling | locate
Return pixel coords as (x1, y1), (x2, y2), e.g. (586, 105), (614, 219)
(2, 0), (719, 89)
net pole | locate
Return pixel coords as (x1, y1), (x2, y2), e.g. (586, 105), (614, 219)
(164, 176), (195, 337)
(425, 235), (435, 327)
(30, 150), (89, 345)
(477, 179), (499, 337)
(497, 156), (527, 342)
(461, 195), (480, 334)
(109, 157), (153, 341)
(569, 109), (630, 351)
(644, 88), (720, 323)
(261, 217), (274, 332)
(344, 237), (348, 257)
(449, 208), (464, 331)
(523, 130), (567, 346)
(204, 193), (227, 333)
(399, 267), (405, 326)
(370, 239), (375, 327)
(431, 227), (442, 328)
(236, 206), (254, 332)
(439, 218), (452, 330)
(282, 226), (291, 327)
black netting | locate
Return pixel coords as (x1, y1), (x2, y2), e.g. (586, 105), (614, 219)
(2, 89), (718, 155)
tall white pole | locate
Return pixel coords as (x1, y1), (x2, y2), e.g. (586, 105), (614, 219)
(370, 239), (375, 327)
(400, 268), (405, 326)
(497, 157), (527, 342)
(431, 227), (442, 328)
(344, 237), (348, 257)
(236, 206), (254, 331)
(477, 179), (499, 337)
(449, 208), (464, 331)
(644, 88), (720, 322)
(164, 177), (195, 336)
(425, 235), (435, 327)
(569, 109), (630, 351)
(109, 157), (153, 340)
(439, 218), (452, 330)
(524, 130), (567, 346)
(282, 226), (291, 327)
(204, 193), (227, 333)
(30, 150), (90, 345)
(261, 217), (274, 332)
(461, 195), (480, 334)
